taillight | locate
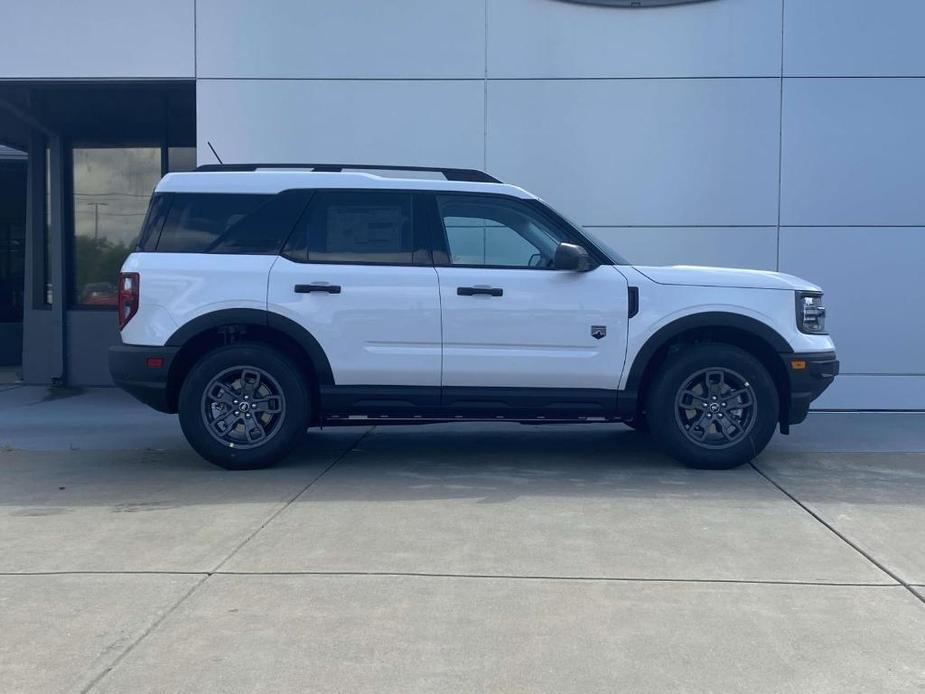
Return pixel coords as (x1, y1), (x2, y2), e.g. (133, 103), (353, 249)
(118, 272), (140, 330)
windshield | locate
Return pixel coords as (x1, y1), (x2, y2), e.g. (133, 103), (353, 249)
(532, 200), (630, 265)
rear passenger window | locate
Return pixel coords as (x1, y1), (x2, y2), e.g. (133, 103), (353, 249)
(151, 192), (309, 254)
(288, 191), (414, 265)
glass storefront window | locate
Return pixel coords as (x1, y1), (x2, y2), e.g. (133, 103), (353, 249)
(0, 219), (25, 323)
(0, 162), (26, 323)
(72, 147), (161, 307)
(44, 147), (52, 305)
(167, 146), (197, 172)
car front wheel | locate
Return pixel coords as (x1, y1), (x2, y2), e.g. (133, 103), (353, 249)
(178, 344), (310, 470)
(646, 344), (779, 469)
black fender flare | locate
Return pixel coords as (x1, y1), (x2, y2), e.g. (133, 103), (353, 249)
(165, 308), (335, 386)
(624, 311), (792, 391)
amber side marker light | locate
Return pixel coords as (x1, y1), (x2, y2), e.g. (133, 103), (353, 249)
(790, 359), (807, 370)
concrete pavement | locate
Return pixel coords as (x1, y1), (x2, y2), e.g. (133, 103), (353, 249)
(93, 578), (925, 694)
(1, 386), (924, 692)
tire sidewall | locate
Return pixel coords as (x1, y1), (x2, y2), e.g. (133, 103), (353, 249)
(178, 344), (310, 470)
(646, 344), (778, 469)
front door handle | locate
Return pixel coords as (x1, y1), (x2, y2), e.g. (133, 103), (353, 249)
(295, 283), (341, 294)
(457, 286), (503, 297)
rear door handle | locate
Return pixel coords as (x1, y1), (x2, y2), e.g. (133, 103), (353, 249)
(294, 283), (341, 294)
(457, 286), (503, 297)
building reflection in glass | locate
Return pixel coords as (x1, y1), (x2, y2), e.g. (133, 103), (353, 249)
(72, 147), (161, 307)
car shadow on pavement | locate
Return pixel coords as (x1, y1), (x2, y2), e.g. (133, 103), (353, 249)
(0, 425), (769, 509)
(1, 423), (923, 510)
(2, 422), (924, 584)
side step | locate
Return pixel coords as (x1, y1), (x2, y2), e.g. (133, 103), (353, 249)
(321, 415), (617, 427)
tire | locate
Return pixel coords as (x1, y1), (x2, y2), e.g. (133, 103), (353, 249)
(178, 343), (310, 470)
(645, 343), (778, 470)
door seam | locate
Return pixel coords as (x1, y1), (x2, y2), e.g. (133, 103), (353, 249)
(434, 265), (445, 396)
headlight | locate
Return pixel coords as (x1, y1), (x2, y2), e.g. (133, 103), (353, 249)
(796, 291), (827, 334)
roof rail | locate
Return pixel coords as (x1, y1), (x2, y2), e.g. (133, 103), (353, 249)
(194, 163), (501, 184)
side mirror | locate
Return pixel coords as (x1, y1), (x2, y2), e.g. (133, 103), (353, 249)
(554, 242), (592, 272)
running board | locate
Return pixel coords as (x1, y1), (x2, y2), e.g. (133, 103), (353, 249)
(320, 415), (619, 427)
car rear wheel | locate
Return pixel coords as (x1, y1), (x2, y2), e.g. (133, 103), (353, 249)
(178, 344), (310, 470)
(646, 343), (778, 469)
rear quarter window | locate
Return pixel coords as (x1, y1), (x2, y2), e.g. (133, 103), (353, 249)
(143, 191), (310, 254)
(136, 193), (170, 251)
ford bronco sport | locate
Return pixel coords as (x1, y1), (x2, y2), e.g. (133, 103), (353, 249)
(109, 164), (838, 470)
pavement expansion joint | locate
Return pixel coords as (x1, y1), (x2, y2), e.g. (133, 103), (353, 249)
(0, 569), (900, 588)
(76, 428), (375, 692)
(209, 427), (373, 575)
(749, 461), (925, 607)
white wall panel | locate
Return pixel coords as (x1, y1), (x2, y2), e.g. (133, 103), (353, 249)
(588, 227), (777, 270)
(487, 79), (781, 226)
(196, 0), (485, 79)
(779, 227), (925, 375)
(784, 0), (925, 77)
(197, 80), (484, 168)
(781, 79), (925, 226)
(814, 376), (925, 410)
(488, 0), (781, 78)
(0, 0), (194, 78)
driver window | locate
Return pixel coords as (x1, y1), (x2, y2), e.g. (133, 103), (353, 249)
(436, 195), (567, 268)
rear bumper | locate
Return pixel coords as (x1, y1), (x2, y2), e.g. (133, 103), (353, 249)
(108, 344), (179, 413)
(781, 350), (839, 428)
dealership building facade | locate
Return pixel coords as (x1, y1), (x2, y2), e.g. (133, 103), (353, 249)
(1, 0), (923, 409)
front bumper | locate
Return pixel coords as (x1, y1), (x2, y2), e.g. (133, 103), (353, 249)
(780, 350), (839, 429)
(108, 344), (179, 413)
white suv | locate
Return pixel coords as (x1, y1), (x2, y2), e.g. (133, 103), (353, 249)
(109, 164), (838, 470)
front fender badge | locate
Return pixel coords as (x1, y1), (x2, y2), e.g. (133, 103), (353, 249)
(591, 325), (607, 340)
